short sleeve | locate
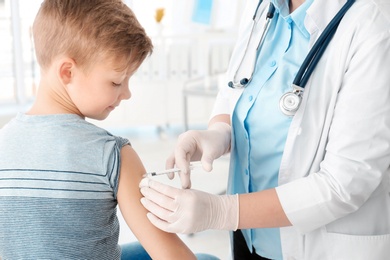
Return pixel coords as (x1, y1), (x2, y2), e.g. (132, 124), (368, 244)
(104, 135), (130, 199)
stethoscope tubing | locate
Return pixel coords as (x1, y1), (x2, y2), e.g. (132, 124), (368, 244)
(294, 0), (356, 88)
(256, 3), (275, 52)
(229, 1), (274, 88)
(229, 0), (355, 92)
(228, 0), (355, 99)
(228, 0), (356, 116)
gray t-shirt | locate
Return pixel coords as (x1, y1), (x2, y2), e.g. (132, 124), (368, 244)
(0, 113), (130, 259)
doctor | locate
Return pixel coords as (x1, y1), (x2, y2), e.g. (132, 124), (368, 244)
(140, 0), (390, 259)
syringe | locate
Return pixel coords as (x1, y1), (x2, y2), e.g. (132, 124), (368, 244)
(146, 161), (203, 177)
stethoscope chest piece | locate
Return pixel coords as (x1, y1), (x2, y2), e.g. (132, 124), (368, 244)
(279, 85), (304, 116)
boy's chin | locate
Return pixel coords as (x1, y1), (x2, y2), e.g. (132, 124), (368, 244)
(88, 113), (110, 121)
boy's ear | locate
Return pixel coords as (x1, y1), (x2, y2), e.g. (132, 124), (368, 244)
(58, 58), (76, 86)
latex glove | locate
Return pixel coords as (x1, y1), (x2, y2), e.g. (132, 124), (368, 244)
(139, 178), (239, 234)
(166, 122), (231, 188)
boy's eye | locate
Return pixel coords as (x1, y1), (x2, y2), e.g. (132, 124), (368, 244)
(112, 82), (121, 87)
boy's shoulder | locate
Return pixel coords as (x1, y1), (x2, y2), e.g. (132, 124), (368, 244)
(1, 113), (130, 155)
(82, 120), (130, 148)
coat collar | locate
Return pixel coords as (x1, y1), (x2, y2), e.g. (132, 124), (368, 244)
(305, 0), (348, 35)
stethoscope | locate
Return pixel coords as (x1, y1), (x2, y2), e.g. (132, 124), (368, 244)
(228, 0), (355, 116)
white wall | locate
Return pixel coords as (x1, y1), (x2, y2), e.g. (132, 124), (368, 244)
(128, 0), (245, 35)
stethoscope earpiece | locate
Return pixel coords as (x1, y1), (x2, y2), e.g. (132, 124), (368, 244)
(240, 78), (249, 85)
(228, 79), (249, 89)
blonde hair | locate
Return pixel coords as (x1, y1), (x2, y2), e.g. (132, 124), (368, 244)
(33, 0), (153, 72)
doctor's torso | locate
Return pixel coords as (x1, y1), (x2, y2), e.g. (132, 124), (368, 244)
(229, 0), (312, 258)
(218, 0), (390, 259)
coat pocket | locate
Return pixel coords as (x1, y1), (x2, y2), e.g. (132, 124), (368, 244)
(325, 232), (390, 260)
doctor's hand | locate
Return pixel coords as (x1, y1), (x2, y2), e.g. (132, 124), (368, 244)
(139, 178), (239, 234)
(166, 122), (231, 189)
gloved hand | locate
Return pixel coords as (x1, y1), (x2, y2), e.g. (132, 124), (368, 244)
(139, 177), (239, 234)
(166, 122), (231, 188)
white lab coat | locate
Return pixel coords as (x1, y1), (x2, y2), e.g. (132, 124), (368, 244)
(211, 0), (390, 259)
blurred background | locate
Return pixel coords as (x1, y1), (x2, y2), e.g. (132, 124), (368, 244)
(0, 0), (247, 258)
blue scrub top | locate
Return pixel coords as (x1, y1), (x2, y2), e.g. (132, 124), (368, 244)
(230, 0), (313, 259)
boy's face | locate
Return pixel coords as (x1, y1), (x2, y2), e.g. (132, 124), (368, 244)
(66, 59), (136, 120)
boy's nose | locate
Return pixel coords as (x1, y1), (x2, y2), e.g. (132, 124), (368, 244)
(121, 86), (131, 100)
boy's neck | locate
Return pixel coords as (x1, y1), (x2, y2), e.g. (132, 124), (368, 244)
(27, 76), (83, 117)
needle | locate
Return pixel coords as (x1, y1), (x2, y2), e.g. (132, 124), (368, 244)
(146, 161), (203, 177)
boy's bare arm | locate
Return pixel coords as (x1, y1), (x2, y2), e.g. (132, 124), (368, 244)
(117, 144), (196, 260)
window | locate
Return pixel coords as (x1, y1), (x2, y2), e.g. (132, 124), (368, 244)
(0, 0), (41, 106)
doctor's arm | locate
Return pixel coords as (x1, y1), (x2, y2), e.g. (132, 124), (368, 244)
(139, 177), (291, 234)
(239, 188), (292, 229)
(140, 58), (390, 234)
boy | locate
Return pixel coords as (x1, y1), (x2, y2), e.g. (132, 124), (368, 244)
(0, 0), (197, 259)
